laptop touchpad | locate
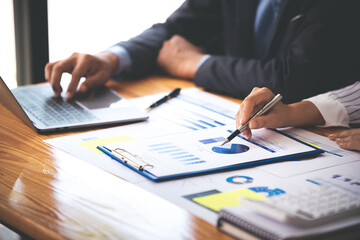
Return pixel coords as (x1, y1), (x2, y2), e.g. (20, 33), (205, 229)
(74, 86), (123, 109)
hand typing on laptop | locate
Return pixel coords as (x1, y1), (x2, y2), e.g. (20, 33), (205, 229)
(45, 52), (118, 99)
(45, 35), (204, 100)
(236, 85), (360, 151)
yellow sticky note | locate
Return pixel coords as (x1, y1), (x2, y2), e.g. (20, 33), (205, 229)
(193, 188), (265, 212)
(78, 135), (134, 153)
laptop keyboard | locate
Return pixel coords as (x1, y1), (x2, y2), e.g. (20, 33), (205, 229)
(13, 86), (98, 127)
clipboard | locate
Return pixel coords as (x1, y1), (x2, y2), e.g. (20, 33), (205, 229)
(97, 128), (323, 182)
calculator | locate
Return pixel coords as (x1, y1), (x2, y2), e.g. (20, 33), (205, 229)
(240, 185), (360, 225)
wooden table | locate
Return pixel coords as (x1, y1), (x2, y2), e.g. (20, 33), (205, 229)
(0, 76), (341, 240)
(0, 76), (238, 240)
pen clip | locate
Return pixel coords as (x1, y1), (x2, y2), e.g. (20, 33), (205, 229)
(112, 148), (153, 171)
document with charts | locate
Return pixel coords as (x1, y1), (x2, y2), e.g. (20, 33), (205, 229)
(100, 125), (322, 181)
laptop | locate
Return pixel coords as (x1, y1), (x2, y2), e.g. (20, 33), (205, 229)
(0, 76), (148, 133)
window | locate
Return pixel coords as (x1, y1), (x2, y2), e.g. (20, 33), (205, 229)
(48, 0), (184, 61)
(1, 0), (184, 89)
(0, 0), (16, 89)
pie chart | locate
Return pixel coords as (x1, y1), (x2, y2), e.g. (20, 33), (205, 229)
(212, 143), (249, 154)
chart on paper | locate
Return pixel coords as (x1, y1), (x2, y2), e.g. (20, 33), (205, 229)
(130, 88), (238, 132)
(257, 128), (360, 178)
(105, 126), (317, 177)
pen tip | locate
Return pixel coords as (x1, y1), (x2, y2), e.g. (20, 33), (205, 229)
(145, 107), (151, 111)
(221, 140), (228, 146)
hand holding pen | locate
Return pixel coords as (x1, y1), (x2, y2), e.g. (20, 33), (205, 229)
(222, 92), (282, 145)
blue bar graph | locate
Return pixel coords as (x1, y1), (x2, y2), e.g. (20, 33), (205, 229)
(149, 145), (177, 151)
(159, 102), (227, 131)
(184, 160), (206, 165)
(147, 142), (206, 166)
(148, 142), (171, 147)
(169, 151), (188, 156)
(199, 137), (226, 145)
(173, 154), (195, 159)
(158, 148), (183, 154)
(179, 157), (201, 162)
(182, 119), (207, 129)
(198, 120), (216, 128)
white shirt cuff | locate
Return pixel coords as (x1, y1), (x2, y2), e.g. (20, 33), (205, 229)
(304, 93), (349, 127)
(105, 45), (131, 75)
(197, 54), (211, 70)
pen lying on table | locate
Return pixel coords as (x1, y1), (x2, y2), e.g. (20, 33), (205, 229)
(221, 94), (283, 146)
(146, 88), (181, 111)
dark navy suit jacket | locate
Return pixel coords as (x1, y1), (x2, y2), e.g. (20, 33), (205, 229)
(118, 0), (360, 103)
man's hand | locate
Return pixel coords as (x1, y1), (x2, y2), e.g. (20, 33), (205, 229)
(329, 129), (360, 151)
(45, 52), (118, 99)
(157, 35), (205, 79)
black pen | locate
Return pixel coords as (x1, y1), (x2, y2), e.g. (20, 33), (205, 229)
(221, 94), (283, 146)
(146, 88), (181, 111)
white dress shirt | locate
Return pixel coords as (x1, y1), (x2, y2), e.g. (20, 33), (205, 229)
(305, 81), (360, 127)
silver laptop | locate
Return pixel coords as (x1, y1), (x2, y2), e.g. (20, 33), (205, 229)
(0, 76), (148, 133)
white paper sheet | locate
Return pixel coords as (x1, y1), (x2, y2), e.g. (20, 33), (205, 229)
(256, 128), (360, 178)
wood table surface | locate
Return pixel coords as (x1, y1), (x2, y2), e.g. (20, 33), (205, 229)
(0, 76), (343, 240)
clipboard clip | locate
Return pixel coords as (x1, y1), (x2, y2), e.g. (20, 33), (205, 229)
(112, 148), (153, 171)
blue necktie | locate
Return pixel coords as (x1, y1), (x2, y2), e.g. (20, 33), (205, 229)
(254, 0), (281, 58)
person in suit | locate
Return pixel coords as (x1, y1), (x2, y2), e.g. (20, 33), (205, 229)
(45, 0), (360, 102)
(235, 82), (360, 151)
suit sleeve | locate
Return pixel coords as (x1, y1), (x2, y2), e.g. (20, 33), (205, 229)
(194, 1), (360, 103)
(117, 0), (222, 79)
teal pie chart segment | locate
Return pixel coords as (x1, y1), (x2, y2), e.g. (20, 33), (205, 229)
(212, 143), (249, 154)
